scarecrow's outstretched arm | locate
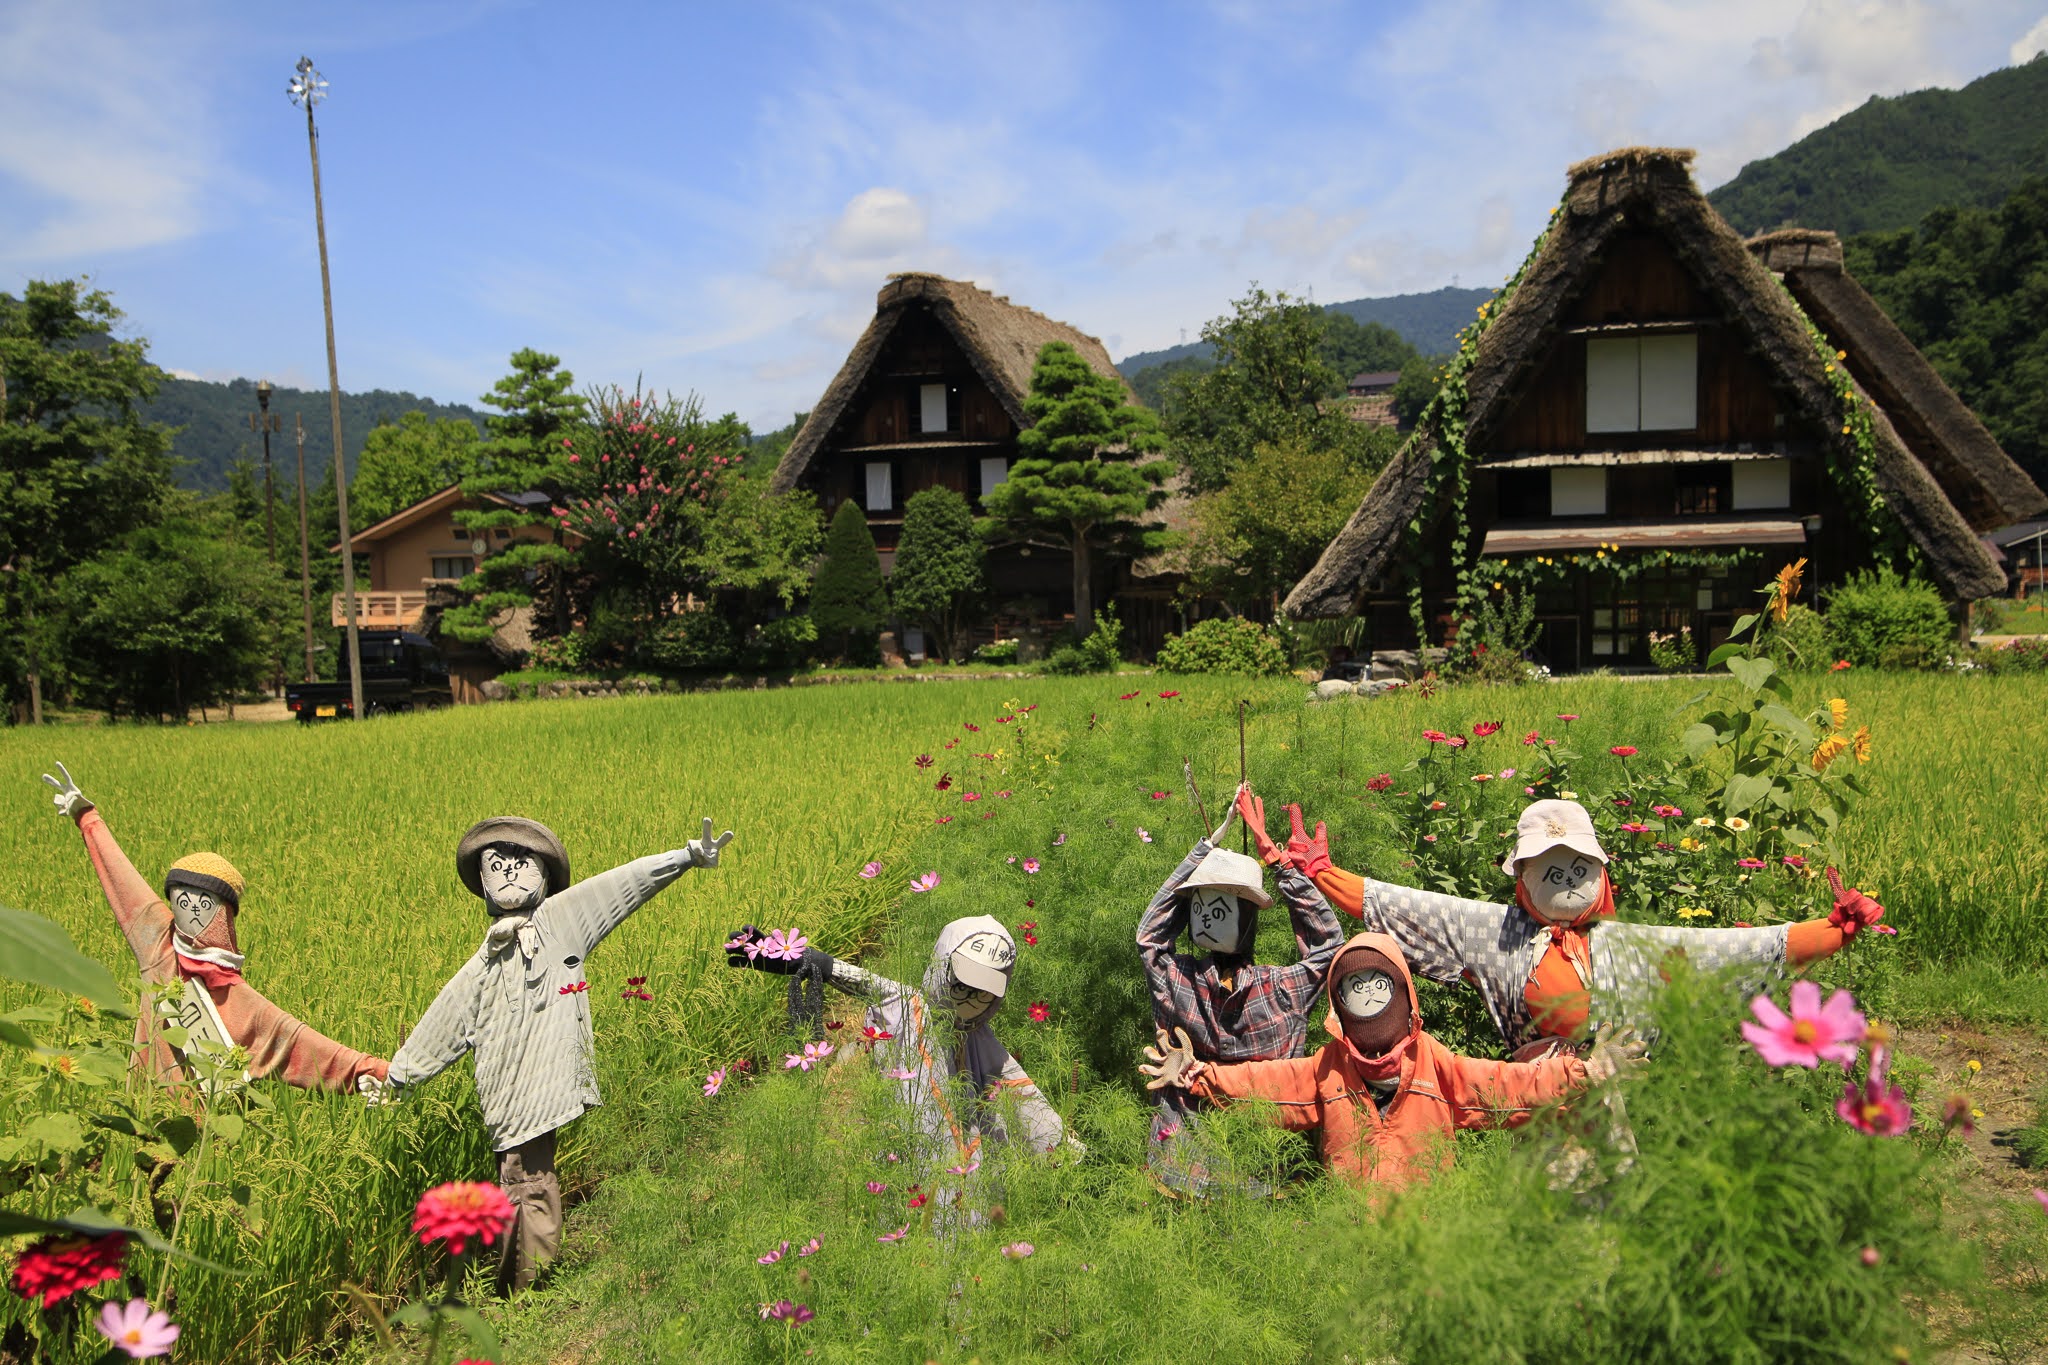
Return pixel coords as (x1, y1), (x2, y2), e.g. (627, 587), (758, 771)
(547, 819), (730, 954)
(721, 928), (907, 1000)
(388, 960), (483, 1088)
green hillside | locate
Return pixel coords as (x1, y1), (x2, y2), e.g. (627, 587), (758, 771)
(1117, 285), (1492, 377)
(143, 376), (486, 492)
(1708, 55), (2048, 236)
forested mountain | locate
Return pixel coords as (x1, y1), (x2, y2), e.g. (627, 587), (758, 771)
(143, 376), (486, 492)
(1118, 285), (1491, 376)
(1708, 54), (2048, 236)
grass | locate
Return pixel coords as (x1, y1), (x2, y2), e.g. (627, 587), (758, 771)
(4, 670), (2047, 1361)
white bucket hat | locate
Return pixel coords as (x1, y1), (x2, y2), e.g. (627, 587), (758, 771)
(1500, 799), (1609, 878)
(1179, 846), (1274, 909)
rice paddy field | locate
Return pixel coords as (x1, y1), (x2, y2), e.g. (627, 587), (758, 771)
(3, 670), (2047, 1362)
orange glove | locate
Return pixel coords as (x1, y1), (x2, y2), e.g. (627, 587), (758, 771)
(1826, 867), (1884, 937)
(1237, 786), (1286, 865)
(1284, 804), (1332, 880)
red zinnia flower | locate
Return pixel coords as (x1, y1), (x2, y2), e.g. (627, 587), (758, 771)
(1150, 791), (1168, 800)
(1523, 731), (1541, 745)
(9, 1233), (127, 1308)
(1472, 722), (1502, 738)
(1831, 660), (1852, 672)
(1027, 1002), (1050, 1022)
(1366, 773), (1394, 792)
(1421, 729), (1449, 743)
(413, 1182), (515, 1256)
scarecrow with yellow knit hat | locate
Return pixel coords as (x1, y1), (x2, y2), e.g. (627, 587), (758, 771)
(39, 762), (389, 1093)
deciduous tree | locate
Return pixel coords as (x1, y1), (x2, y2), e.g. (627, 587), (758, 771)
(350, 411), (483, 525)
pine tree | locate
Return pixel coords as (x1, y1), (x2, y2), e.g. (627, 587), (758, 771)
(809, 499), (888, 665)
(981, 341), (1172, 629)
(890, 487), (984, 662)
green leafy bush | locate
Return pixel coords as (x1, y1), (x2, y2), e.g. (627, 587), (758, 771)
(741, 614), (817, 672)
(1043, 607), (1123, 676)
(1825, 568), (1953, 669)
(642, 611), (735, 671)
(973, 638), (1020, 665)
(1646, 625), (1697, 672)
(1155, 616), (1292, 677)
(528, 630), (592, 672)
(1973, 637), (2048, 673)
(1452, 589), (1540, 684)
(1765, 602), (1831, 670)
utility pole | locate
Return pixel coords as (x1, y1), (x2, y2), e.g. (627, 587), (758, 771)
(249, 380), (283, 693)
(294, 413), (316, 682)
(291, 55), (364, 719)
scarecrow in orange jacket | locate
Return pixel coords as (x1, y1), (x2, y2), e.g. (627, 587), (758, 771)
(1250, 794), (1884, 1061)
(1139, 931), (1641, 1189)
(40, 763), (389, 1093)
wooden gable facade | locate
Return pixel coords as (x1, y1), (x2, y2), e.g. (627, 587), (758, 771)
(773, 273), (1154, 652)
(1285, 147), (2043, 672)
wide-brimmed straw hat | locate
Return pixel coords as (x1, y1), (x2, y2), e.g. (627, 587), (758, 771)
(456, 816), (570, 900)
(1179, 846), (1273, 909)
(1500, 799), (1608, 878)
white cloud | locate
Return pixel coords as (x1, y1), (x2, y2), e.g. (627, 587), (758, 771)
(2013, 12), (2048, 60)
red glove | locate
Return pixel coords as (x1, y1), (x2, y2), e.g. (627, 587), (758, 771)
(1825, 867), (1885, 937)
(1237, 787), (1285, 865)
(1284, 804), (1332, 880)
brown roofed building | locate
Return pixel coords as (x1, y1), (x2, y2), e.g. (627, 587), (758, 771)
(1285, 147), (2045, 671)
(330, 484), (570, 630)
(773, 272), (1174, 654)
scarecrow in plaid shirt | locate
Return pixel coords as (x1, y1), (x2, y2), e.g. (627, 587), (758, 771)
(1136, 784), (1343, 1193)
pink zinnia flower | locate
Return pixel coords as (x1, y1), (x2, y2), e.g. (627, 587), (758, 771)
(1742, 981), (1865, 1068)
(1737, 858), (1767, 870)
(703, 1067), (727, 1097)
(1783, 855), (1807, 868)
(1422, 729), (1448, 743)
(94, 1299), (179, 1359)
(1652, 804), (1683, 819)
(1523, 731), (1541, 745)
(413, 1182), (515, 1256)
(1446, 736), (1468, 749)
(1023, 858), (1040, 874)
(1557, 714), (1579, 723)
(1837, 1075), (1912, 1135)
(1610, 745), (1638, 758)
(1618, 822), (1651, 834)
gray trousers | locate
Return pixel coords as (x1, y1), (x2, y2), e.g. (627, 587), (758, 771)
(495, 1129), (561, 1294)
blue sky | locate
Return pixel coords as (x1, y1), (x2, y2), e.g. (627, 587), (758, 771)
(4, 1), (2044, 433)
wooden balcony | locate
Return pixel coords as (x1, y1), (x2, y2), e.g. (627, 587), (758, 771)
(331, 591), (427, 629)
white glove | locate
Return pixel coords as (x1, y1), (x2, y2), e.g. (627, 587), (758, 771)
(1583, 1025), (1646, 1085)
(358, 1073), (400, 1107)
(39, 762), (94, 821)
(1138, 1026), (1206, 1092)
(685, 816), (735, 869)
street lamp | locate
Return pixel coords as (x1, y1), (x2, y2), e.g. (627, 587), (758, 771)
(289, 55), (365, 720)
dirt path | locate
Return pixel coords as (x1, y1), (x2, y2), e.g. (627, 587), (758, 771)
(1898, 1022), (2046, 1199)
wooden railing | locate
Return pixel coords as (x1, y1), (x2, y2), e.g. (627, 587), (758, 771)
(330, 592), (427, 629)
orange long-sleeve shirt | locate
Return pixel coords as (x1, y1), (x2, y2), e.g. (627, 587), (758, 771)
(1190, 931), (1587, 1188)
(78, 809), (387, 1092)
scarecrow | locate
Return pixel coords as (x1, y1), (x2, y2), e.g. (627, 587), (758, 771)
(724, 915), (1082, 1212)
(1139, 931), (1642, 1190)
(1136, 784), (1343, 1192)
(384, 814), (733, 1293)
(1251, 795), (1884, 1059)
(39, 762), (389, 1093)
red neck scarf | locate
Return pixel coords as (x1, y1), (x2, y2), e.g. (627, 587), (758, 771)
(1514, 872), (1615, 987)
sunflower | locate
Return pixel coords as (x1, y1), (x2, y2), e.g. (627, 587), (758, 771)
(1852, 725), (1872, 763)
(1828, 698), (1848, 728)
(1812, 734), (1850, 771)
(1771, 558), (1808, 622)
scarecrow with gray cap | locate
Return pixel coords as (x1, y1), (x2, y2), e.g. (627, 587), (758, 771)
(1254, 795), (1881, 1060)
(385, 813), (732, 1293)
(724, 914), (1081, 1216)
(1135, 783), (1343, 1193)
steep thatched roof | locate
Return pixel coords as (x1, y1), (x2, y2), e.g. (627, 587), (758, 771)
(1284, 147), (2008, 616)
(770, 273), (1127, 494)
(1749, 228), (2046, 532)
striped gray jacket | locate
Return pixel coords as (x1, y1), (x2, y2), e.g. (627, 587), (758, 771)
(389, 850), (692, 1151)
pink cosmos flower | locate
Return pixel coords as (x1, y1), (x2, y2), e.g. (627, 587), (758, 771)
(936, 816), (954, 825)
(94, 1299), (179, 1359)
(797, 1237), (821, 1257)
(1861, 1246), (1881, 1267)
(703, 1067), (726, 1097)
(1158, 691), (1181, 699)
(1837, 1075), (1912, 1135)
(883, 1065), (917, 1080)
(1151, 791), (1168, 800)
(866, 1181), (889, 1195)
(1156, 1122), (1182, 1141)
(1742, 981), (1865, 1069)
(1499, 768), (1516, 780)
(757, 929), (809, 961)
(1023, 858), (1040, 874)
(1138, 828), (1153, 843)
(909, 871), (941, 893)
(1120, 692), (1140, 700)
(1053, 833), (1067, 846)
(860, 861), (882, 879)
(759, 1300), (814, 1324)
(558, 980), (590, 995)
(914, 754), (934, 769)
(1000, 1242), (1035, 1259)
(963, 792), (982, 803)
(878, 1225), (911, 1242)
(757, 1241), (789, 1265)
(1028, 1002), (1050, 1022)
(945, 1157), (983, 1176)
(2033, 1190), (2048, 1214)
(784, 1041), (835, 1072)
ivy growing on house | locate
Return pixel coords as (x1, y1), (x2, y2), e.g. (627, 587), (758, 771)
(1474, 544), (1763, 594)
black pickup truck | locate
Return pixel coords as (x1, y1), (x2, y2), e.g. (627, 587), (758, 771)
(286, 630), (455, 721)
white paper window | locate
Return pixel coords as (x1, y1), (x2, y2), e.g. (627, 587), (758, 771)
(1586, 333), (1698, 432)
(979, 457), (1009, 497)
(1731, 458), (1792, 510)
(1550, 467), (1608, 517)
(920, 384), (948, 434)
(865, 462), (893, 511)
(1585, 338), (1640, 433)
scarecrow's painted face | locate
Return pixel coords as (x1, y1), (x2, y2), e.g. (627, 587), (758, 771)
(1336, 969), (1396, 1020)
(945, 974), (999, 1023)
(170, 886), (222, 939)
(1519, 845), (1603, 924)
(1188, 888), (1243, 954)
(481, 844), (547, 914)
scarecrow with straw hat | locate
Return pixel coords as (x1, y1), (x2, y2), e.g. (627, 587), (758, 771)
(1247, 794), (1884, 1061)
(1134, 783), (1343, 1193)
(383, 813), (733, 1293)
(39, 762), (389, 1092)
